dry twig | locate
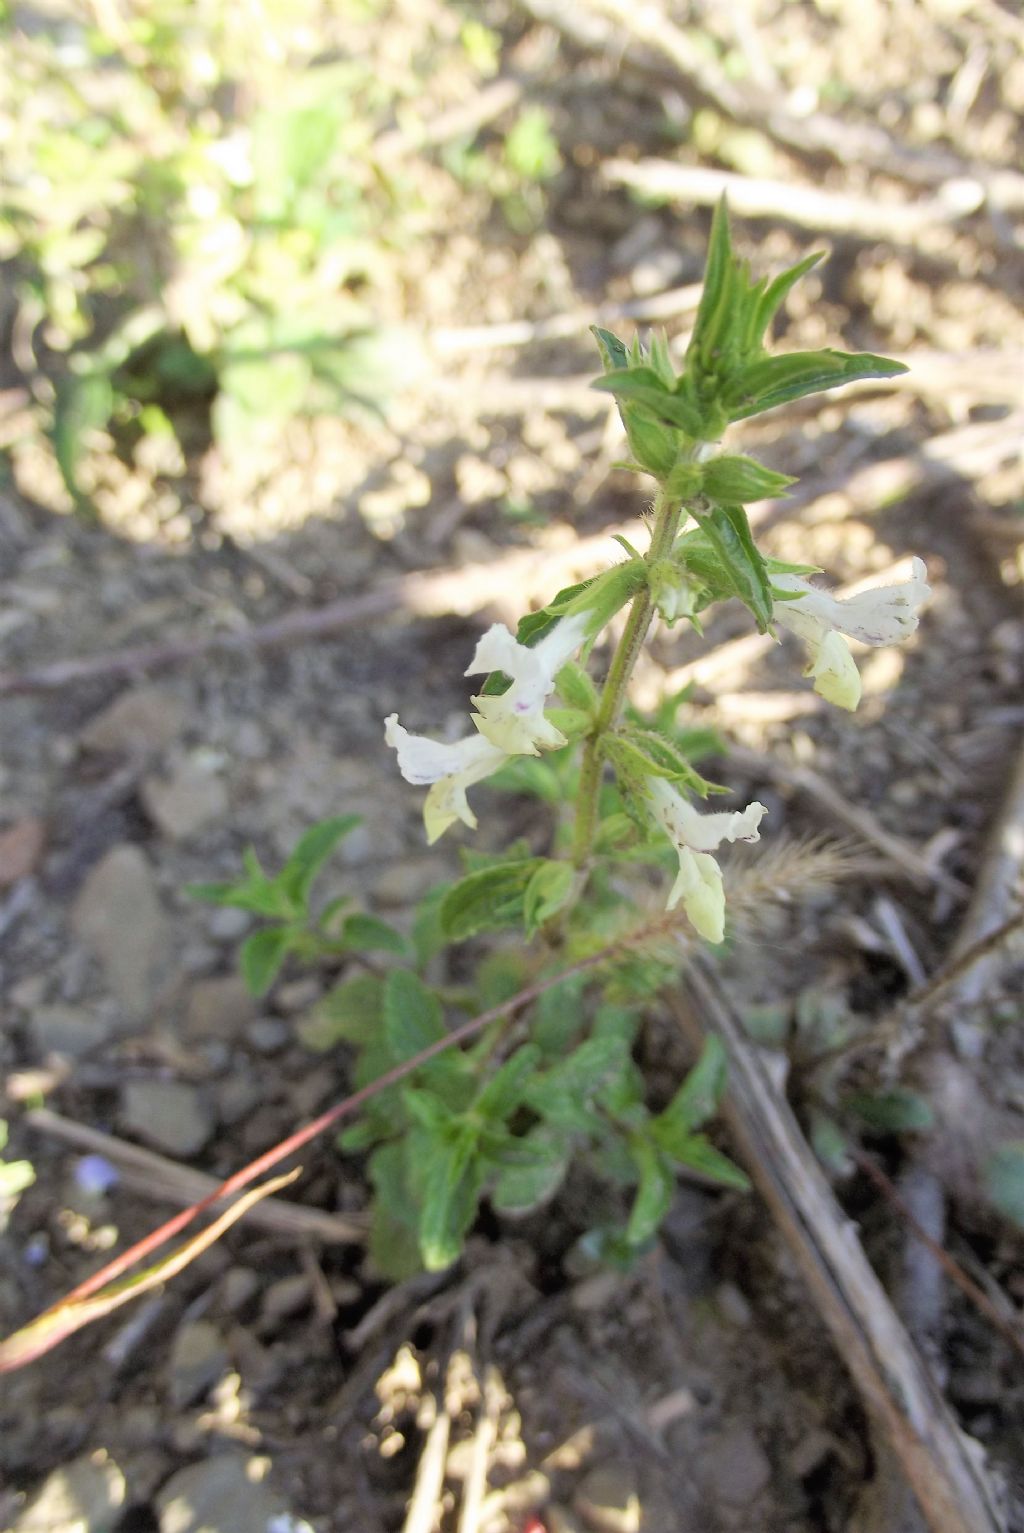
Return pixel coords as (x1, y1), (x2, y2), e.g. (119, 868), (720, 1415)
(675, 959), (1006, 1533)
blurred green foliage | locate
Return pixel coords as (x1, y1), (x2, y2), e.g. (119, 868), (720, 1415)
(2, 0), (550, 503)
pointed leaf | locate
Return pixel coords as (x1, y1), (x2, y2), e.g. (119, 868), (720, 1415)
(240, 927), (293, 996)
(691, 502), (773, 631)
(627, 1137), (675, 1245)
(701, 454), (795, 504)
(984, 1142), (1024, 1229)
(384, 970), (448, 1061)
(491, 1127), (570, 1213)
(474, 1044), (541, 1122)
(338, 912), (407, 956)
(297, 973), (384, 1050)
(440, 859), (544, 942)
(654, 1036), (729, 1138)
(724, 349), (908, 421)
(523, 860), (576, 937)
(279, 815), (361, 908)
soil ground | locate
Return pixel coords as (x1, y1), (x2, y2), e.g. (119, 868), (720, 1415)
(1, 3), (1023, 1531)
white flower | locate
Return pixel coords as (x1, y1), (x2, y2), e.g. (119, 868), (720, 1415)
(646, 777), (768, 944)
(384, 715), (507, 844)
(467, 611), (591, 756)
(772, 558), (930, 711)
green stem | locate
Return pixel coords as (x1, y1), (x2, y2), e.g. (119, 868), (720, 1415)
(571, 487), (682, 869)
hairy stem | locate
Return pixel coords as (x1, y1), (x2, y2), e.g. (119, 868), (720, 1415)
(571, 486), (683, 868)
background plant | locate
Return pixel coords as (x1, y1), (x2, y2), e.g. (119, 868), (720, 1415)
(1, 0), (489, 504)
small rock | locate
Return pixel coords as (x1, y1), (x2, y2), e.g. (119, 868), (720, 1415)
(155, 1453), (294, 1533)
(217, 1073), (263, 1125)
(0, 817), (45, 888)
(274, 978), (321, 1015)
(207, 906), (252, 942)
(186, 976), (257, 1039)
(71, 845), (169, 1016)
(258, 1274), (311, 1331)
(10, 973), (49, 1010)
(81, 687), (187, 755)
(142, 756), (229, 842)
(218, 1266), (261, 1316)
(571, 1272), (623, 1312)
(28, 1003), (114, 1058)
(702, 1424), (772, 1507)
(715, 1282), (753, 1328)
(245, 1018), (290, 1054)
(12, 1451), (125, 1532)
(169, 1319), (229, 1408)
(788, 1429), (835, 1480)
(121, 1080), (214, 1156)
(574, 1462), (641, 1533)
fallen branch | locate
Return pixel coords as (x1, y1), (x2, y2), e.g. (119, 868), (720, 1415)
(23, 1106), (367, 1243)
(603, 158), (986, 247)
(675, 959), (1006, 1533)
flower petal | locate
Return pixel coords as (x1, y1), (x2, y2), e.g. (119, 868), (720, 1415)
(647, 777), (767, 941)
(384, 714), (503, 786)
(807, 630), (861, 710)
(667, 848), (726, 944)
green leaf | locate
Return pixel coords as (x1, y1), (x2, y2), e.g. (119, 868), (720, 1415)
(440, 859), (544, 942)
(690, 502), (773, 631)
(557, 660), (599, 712)
(749, 251), (824, 345)
(474, 1044), (541, 1122)
(724, 349), (908, 421)
(411, 883), (453, 968)
(532, 973), (587, 1055)
(591, 324), (629, 373)
(687, 196), (734, 373)
(239, 927), (293, 996)
(983, 1142), (1024, 1229)
(654, 1036), (729, 1140)
(278, 816), (361, 909)
(384, 970), (448, 1062)
(297, 973), (384, 1050)
(700, 454), (795, 503)
(418, 1127), (484, 1270)
(666, 1133), (750, 1191)
(605, 726), (720, 796)
(53, 371), (114, 503)
(186, 865), (290, 918)
(810, 1110), (854, 1177)
(402, 1086), (459, 1135)
(487, 757), (564, 804)
(627, 1137), (675, 1245)
(523, 860), (576, 937)
(592, 366), (703, 434)
(367, 1143), (422, 1280)
(338, 912), (407, 956)
(846, 1089), (934, 1134)
(527, 1032), (631, 1130)
(491, 1127), (570, 1213)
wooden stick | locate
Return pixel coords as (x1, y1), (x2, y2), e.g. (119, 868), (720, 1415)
(603, 158), (985, 247)
(24, 1107), (367, 1243)
(675, 959), (1006, 1533)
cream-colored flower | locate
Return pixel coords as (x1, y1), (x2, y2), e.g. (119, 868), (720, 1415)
(468, 611), (590, 755)
(384, 715), (508, 844)
(646, 777), (768, 944)
(772, 558), (929, 711)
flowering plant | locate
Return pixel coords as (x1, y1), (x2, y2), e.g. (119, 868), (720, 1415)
(207, 203), (928, 1277)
